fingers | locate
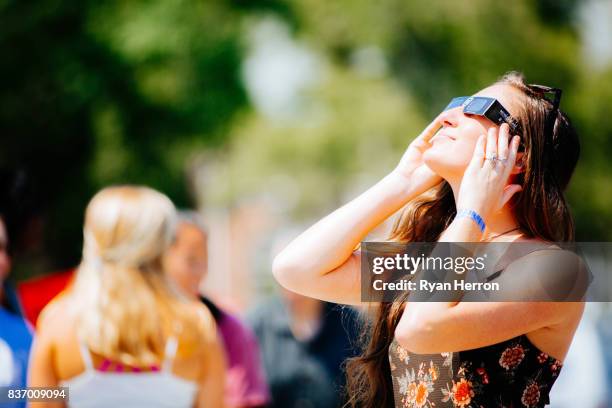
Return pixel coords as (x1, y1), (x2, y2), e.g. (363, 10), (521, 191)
(419, 115), (443, 144)
(497, 123), (510, 161)
(485, 127), (497, 160)
(502, 135), (521, 179)
(469, 134), (486, 169)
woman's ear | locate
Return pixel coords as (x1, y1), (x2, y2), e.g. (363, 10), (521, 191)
(510, 152), (525, 175)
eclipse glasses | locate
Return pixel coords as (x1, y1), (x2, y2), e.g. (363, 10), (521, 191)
(443, 96), (521, 134)
(443, 85), (562, 138)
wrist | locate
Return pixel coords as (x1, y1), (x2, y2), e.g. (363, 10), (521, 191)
(439, 214), (485, 243)
(455, 208), (487, 234)
(456, 197), (490, 222)
(386, 170), (419, 201)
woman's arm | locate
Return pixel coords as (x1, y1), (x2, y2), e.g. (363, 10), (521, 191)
(395, 299), (582, 355)
(273, 118), (443, 305)
(195, 330), (227, 408)
(28, 308), (64, 408)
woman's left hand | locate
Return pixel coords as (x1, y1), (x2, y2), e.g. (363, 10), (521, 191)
(456, 123), (522, 223)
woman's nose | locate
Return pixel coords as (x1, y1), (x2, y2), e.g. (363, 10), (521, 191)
(438, 107), (461, 128)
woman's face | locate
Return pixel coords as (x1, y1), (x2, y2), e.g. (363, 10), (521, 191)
(163, 222), (208, 299)
(423, 84), (522, 181)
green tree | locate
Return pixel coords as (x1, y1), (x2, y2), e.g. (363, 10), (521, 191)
(0, 0), (280, 271)
(218, 0), (611, 239)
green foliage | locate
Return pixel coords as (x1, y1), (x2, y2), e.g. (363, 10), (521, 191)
(220, 0), (611, 239)
(0, 0), (253, 268)
(212, 67), (423, 217)
(1, 0), (610, 276)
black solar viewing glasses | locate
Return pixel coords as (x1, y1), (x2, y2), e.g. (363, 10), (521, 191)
(443, 96), (521, 134)
(443, 85), (562, 139)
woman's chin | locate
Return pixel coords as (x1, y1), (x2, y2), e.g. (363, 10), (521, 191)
(423, 151), (466, 181)
(423, 150), (447, 173)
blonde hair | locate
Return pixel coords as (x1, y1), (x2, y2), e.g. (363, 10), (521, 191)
(70, 186), (209, 366)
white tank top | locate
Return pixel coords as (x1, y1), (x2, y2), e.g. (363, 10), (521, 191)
(60, 337), (198, 408)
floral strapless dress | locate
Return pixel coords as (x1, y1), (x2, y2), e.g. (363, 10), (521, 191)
(389, 334), (563, 408)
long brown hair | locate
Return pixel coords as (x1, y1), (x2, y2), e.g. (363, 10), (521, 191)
(344, 71), (580, 407)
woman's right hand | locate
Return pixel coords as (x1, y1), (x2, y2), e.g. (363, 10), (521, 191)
(392, 116), (444, 196)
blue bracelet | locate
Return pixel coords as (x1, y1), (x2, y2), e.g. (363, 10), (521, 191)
(456, 209), (486, 233)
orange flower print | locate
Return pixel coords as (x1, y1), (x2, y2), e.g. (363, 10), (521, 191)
(414, 381), (429, 407)
(521, 382), (541, 407)
(451, 378), (474, 407)
(499, 345), (525, 370)
(396, 365), (435, 408)
(407, 382), (417, 405)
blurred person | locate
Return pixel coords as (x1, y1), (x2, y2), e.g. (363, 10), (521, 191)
(29, 186), (226, 408)
(0, 214), (33, 408)
(0, 214), (16, 311)
(247, 287), (362, 408)
(273, 72), (586, 407)
(164, 211), (270, 408)
(0, 167), (35, 317)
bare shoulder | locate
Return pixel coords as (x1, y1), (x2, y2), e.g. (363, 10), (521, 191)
(175, 300), (219, 357)
(37, 294), (76, 339)
(506, 241), (586, 358)
(504, 240), (590, 303)
(191, 300), (217, 336)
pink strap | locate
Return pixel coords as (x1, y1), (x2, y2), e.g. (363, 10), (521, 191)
(98, 358), (160, 372)
(98, 359), (112, 372)
(87, 339), (175, 372)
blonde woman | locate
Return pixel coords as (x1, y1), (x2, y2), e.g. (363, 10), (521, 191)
(29, 186), (226, 407)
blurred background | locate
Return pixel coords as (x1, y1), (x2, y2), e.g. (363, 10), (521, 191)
(1, 0), (611, 406)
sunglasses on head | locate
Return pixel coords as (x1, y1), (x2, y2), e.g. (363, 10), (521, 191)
(526, 84), (562, 112)
(443, 96), (521, 134)
(526, 84), (562, 137)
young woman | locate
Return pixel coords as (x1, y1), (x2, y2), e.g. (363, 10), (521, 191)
(29, 186), (226, 407)
(272, 72), (585, 407)
(164, 211), (271, 408)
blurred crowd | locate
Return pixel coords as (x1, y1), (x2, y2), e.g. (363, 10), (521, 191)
(0, 178), (362, 408)
(2, 168), (612, 408)
(1, 173), (612, 408)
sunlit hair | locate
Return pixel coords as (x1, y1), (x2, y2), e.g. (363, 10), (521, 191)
(345, 71), (581, 407)
(70, 186), (208, 366)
